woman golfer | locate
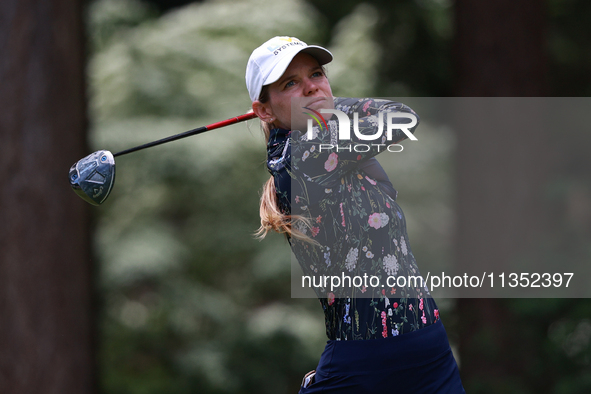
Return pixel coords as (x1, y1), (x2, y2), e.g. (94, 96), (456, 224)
(247, 36), (465, 393)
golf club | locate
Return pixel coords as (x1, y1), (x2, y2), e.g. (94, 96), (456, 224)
(69, 112), (258, 206)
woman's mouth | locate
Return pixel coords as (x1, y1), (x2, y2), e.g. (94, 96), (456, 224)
(305, 98), (328, 110)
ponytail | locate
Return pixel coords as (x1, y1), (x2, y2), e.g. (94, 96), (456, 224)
(255, 176), (290, 237)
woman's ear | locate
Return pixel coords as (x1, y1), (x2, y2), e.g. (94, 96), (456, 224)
(252, 101), (275, 124)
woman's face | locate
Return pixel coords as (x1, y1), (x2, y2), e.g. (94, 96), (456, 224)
(253, 52), (334, 130)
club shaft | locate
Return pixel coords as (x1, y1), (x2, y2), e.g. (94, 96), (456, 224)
(113, 112), (258, 157)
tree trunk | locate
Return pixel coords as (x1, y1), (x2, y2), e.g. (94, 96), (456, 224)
(453, 0), (550, 392)
(0, 1), (94, 393)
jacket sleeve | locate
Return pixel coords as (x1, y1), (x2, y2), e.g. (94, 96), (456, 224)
(290, 97), (419, 188)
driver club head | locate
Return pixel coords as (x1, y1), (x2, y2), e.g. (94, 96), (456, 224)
(69, 150), (116, 206)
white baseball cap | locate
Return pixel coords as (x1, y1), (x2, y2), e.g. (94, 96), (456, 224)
(245, 36), (333, 102)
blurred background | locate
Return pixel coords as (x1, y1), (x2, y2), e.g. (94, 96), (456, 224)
(1, 0), (591, 393)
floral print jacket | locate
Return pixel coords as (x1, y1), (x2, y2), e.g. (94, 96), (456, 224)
(267, 97), (439, 340)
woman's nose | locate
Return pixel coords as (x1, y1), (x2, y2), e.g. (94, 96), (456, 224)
(303, 78), (319, 96)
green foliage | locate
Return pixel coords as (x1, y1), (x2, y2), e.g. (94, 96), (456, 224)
(309, 0), (454, 96)
(547, 0), (591, 96)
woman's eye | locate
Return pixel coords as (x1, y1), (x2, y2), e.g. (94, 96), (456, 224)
(312, 71), (324, 78)
(284, 80), (295, 88)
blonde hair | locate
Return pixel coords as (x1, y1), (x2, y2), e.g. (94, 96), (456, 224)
(254, 97), (317, 243)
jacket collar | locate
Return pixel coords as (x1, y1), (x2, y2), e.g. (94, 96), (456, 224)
(267, 127), (291, 149)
